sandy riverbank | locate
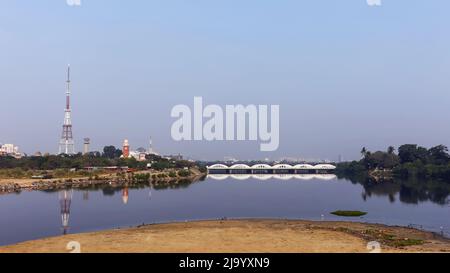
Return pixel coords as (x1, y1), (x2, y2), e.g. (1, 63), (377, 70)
(1, 219), (449, 253)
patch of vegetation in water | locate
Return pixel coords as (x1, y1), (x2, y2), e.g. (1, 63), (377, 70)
(330, 210), (367, 217)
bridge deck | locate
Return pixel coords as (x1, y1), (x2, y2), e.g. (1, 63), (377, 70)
(207, 164), (336, 174)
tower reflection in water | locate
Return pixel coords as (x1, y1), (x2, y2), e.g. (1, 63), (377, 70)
(59, 190), (73, 235)
(148, 180), (152, 200)
(122, 187), (129, 205)
(83, 190), (89, 201)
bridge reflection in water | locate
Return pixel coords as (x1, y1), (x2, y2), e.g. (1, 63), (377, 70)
(207, 163), (336, 175)
(207, 174), (337, 181)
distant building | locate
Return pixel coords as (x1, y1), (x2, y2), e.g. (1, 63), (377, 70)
(1, 144), (15, 154)
(136, 147), (146, 153)
(0, 143), (22, 158)
(83, 138), (90, 155)
(224, 156), (238, 163)
(138, 153), (146, 161)
(122, 139), (130, 158)
(121, 138), (159, 161)
(165, 154), (183, 161)
(121, 141), (142, 161)
(127, 150), (147, 162)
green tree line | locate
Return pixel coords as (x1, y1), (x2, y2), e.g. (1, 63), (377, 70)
(0, 145), (194, 171)
(337, 144), (450, 181)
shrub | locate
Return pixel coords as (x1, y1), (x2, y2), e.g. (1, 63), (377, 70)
(134, 173), (150, 182)
(178, 169), (191, 177)
(331, 210), (367, 217)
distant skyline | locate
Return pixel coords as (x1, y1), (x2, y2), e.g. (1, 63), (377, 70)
(1, 1), (450, 161)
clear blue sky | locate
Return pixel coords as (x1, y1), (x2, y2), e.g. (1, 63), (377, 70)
(1, 0), (449, 161)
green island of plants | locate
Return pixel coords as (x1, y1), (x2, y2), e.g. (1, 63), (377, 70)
(330, 210), (367, 217)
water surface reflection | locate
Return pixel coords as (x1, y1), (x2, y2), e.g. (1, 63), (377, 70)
(0, 175), (449, 246)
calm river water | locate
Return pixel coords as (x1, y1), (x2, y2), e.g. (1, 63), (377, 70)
(1, 175), (449, 246)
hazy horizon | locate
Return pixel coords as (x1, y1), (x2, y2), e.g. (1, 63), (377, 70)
(1, 1), (450, 161)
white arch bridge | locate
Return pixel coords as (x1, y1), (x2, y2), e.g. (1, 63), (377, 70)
(207, 163), (336, 175)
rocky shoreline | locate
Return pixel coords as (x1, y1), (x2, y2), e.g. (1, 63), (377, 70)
(0, 169), (206, 194)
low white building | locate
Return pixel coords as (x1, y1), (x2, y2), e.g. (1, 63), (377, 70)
(128, 151), (148, 162)
(0, 143), (22, 158)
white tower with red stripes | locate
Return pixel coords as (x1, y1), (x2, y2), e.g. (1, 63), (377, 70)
(59, 65), (75, 155)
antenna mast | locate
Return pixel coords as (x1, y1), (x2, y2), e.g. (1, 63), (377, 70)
(58, 65), (75, 155)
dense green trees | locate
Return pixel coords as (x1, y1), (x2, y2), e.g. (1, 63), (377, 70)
(0, 153), (111, 170)
(387, 146), (395, 155)
(151, 160), (173, 171)
(102, 146), (123, 159)
(362, 151), (400, 170)
(398, 144), (429, 164)
(428, 145), (450, 165)
(396, 144), (449, 166)
(337, 144), (450, 181)
(0, 145), (188, 173)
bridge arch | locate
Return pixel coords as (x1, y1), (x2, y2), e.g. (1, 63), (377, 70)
(314, 174), (337, 180)
(230, 175), (251, 180)
(293, 164), (315, 169)
(272, 164), (293, 169)
(207, 174), (229, 180)
(251, 164), (273, 169)
(207, 164), (229, 169)
(314, 164), (337, 170)
(230, 164), (251, 169)
(229, 164), (251, 174)
(272, 174), (295, 180)
(252, 174), (273, 180)
(294, 174), (316, 180)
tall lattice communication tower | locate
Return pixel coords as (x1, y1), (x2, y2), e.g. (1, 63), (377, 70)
(59, 65), (75, 155)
